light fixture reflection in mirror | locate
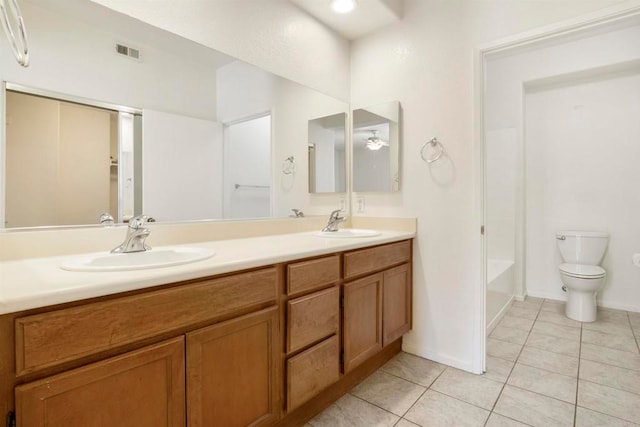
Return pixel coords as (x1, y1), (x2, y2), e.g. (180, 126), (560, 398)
(0, 0), (349, 229)
(308, 112), (347, 194)
(352, 101), (400, 192)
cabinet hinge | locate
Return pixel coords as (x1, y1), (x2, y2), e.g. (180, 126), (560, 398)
(6, 411), (15, 427)
(481, 225), (485, 235)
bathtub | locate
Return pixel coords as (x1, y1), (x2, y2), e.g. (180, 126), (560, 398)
(486, 259), (515, 333)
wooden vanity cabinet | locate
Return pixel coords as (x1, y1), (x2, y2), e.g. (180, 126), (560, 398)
(5, 239), (412, 427)
(186, 307), (279, 427)
(15, 337), (186, 427)
(342, 241), (412, 373)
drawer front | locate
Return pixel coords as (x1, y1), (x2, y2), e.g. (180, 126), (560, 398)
(15, 267), (278, 376)
(286, 335), (339, 411)
(287, 255), (340, 296)
(287, 287), (339, 354)
(344, 240), (411, 279)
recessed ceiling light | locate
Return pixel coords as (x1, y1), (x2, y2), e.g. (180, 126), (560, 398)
(331, 0), (357, 14)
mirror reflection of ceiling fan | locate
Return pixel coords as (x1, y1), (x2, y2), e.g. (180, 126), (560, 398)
(365, 130), (389, 151)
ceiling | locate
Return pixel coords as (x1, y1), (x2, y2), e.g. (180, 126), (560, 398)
(288, 0), (403, 40)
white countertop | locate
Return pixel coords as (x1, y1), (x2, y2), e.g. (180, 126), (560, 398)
(0, 229), (414, 315)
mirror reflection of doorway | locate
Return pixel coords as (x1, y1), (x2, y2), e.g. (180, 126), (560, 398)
(223, 114), (272, 219)
(4, 90), (139, 228)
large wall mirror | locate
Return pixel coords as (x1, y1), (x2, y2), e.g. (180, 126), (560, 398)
(0, 0), (348, 229)
(352, 101), (401, 193)
(308, 113), (347, 194)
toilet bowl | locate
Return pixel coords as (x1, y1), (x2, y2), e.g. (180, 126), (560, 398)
(556, 231), (608, 322)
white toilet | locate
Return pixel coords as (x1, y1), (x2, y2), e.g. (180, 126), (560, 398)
(556, 230), (609, 322)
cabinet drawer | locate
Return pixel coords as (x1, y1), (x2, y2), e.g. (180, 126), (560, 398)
(344, 240), (411, 279)
(286, 335), (339, 411)
(15, 267), (277, 376)
(287, 287), (339, 353)
(287, 255), (340, 296)
(15, 336), (185, 427)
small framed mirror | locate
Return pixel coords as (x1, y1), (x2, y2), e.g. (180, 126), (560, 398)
(352, 101), (400, 192)
(308, 112), (347, 193)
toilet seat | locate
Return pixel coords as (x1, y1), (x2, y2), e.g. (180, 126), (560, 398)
(559, 263), (606, 279)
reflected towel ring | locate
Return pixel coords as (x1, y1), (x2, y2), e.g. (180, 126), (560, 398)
(420, 137), (444, 163)
(282, 156), (295, 175)
(0, 0), (29, 67)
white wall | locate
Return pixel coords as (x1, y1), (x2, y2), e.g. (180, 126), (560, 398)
(142, 110), (223, 222)
(526, 71), (640, 311)
(90, 0), (351, 102)
(351, 0), (634, 372)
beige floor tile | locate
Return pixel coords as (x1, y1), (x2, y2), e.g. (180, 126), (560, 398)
(498, 315), (535, 332)
(431, 367), (503, 410)
(518, 346), (579, 377)
(485, 413), (530, 427)
(582, 329), (639, 353)
(380, 352), (447, 388)
(404, 390), (489, 427)
(583, 319), (634, 337)
(531, 320), (581, 341)
(575, 406), (639, 427)
(395, 419), (420, 427)
(526, 330), (580, 357)
(507, 363), (577, 403)
(507, 306), (539, 320)
(483, 356), (515, 383)
(512, 297), (543, 310)
(487, 338), (522, 362)
(541, 300), (565, 314)
(350, 371), (425, 416)
(494, 385), (575, 427)
(578, 380), (640, 424)
(597, 308), (631, 324)
(309, 394), (399, 427)
(490, 326), (529, 345)
(537, 311), (581, 328)
(580, 359), (640, 395)
(581, 343), (640, 371)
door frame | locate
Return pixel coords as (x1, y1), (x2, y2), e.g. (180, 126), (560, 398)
(472, 0), (640, 374)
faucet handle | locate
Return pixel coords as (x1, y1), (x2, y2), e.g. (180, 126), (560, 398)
(99, 212), (114, 226)
(128, 215), (150, 229)
(329, 209), (343, 220)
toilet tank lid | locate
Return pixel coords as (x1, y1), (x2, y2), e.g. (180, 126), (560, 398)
(556, 231), (609, 238)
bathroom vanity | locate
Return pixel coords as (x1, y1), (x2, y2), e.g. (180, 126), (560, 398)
(0, 232), (413, 426)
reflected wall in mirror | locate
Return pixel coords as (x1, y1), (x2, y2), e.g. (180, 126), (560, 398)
(308, 113), (346, 194)
(352, 101), (401, 192)
(0, 0), (349, 228)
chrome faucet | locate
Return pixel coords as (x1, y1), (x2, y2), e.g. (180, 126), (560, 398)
(322, 209), (346, 232)
(111, 215), (152, 253)
(99, 212), (115, 226)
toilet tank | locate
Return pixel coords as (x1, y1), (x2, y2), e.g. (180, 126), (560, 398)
(556, 231), (609, 265)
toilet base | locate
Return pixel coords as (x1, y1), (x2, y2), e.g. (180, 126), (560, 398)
(565, 289), (597, 322)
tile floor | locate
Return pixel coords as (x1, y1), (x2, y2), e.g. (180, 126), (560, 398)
(306, 298), (640, 426)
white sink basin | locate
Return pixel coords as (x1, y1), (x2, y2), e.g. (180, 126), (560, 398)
(61, 246), (215, 272)
(314, 229), (381, 238)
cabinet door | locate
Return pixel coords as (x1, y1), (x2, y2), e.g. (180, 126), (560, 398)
(186, 306), (279, 427)
(343, 273), (383, 373)
(15, 337), (185, 427)
(383, 264), (412, 346)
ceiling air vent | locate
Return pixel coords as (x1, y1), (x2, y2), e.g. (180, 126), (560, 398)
(116, 43), (141, 61)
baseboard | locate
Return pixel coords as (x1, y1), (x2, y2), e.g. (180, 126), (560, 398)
(513, 294), (526, 302)
(401, 341), (479, 374)
(487, 295), (514, 334)
(526, 290), (640, 313)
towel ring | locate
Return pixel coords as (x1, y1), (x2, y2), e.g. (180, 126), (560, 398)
(0, 0), (29, 67)
(420, 137), (444, 163)
(282, 156), (295, 175)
